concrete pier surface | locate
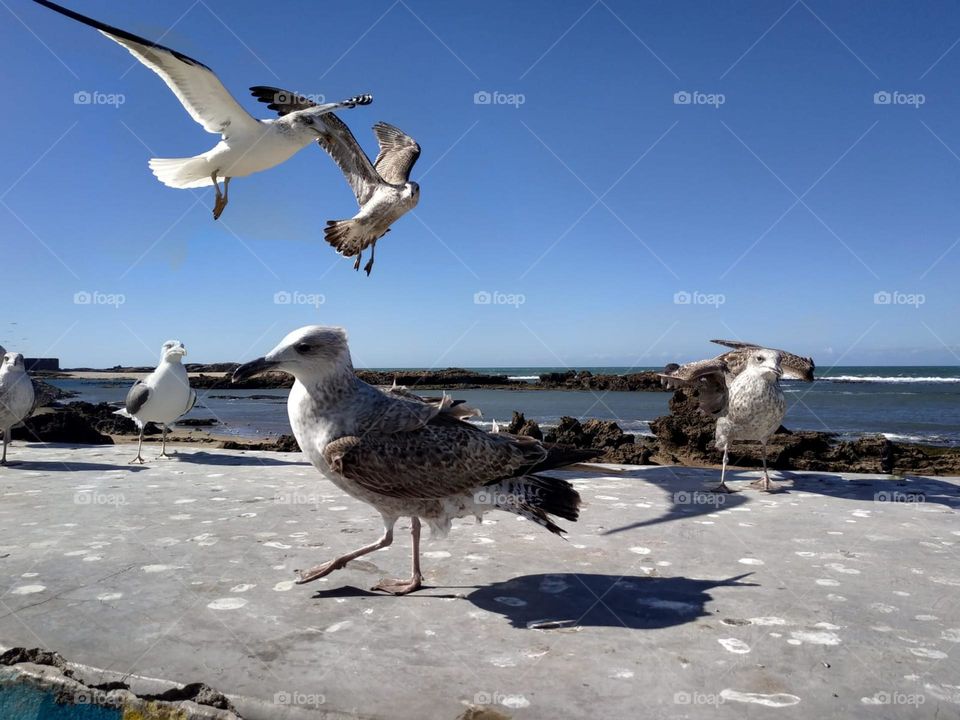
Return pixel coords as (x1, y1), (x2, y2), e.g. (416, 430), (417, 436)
(1, 443), (958, 719)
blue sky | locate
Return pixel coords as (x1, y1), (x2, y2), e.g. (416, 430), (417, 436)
(1, 0), (959, 368)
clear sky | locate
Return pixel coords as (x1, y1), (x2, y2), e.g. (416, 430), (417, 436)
(1, 0), (959, 368)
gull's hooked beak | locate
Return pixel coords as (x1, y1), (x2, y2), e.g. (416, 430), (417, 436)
(232, 356), (279, 383)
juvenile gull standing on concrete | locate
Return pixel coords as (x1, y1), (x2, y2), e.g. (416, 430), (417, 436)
(0, 353), (36, 465)
(661, 340), (815, 492)
(115, 341), (196, 464)
(233, 325), (594, 595)
(251, 87), (420, 275)
(33, 0), (372, 220)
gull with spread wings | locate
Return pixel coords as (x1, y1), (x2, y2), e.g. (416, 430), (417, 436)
(251, 87), (421, 275)
(661, 340), (815, 493)
(33, 0), (372, 220)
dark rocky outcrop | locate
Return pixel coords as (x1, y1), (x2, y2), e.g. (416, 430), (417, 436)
(505, 411), (543, 440)
(220, 434), (301, 452)
(12, 405), (115, 445)
(356, 368), (519, 389)
(508, 414), (656, 465)
(537, 370), (664, 392)
(650, 386), (960, 475)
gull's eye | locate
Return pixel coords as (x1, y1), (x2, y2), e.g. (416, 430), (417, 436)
(303, 116), (314, 126)
(295, 342), (313, 353)
(756, 355), (764, 362)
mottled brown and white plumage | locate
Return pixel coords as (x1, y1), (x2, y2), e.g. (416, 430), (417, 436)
(250, 86), (420, 276)
(0, 353), (36, 465)
(661, 341), (815, 492)
(233, 325), (593, 595)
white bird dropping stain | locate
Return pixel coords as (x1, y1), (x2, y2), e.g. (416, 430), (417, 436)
(141, 564), (176, 573)
(10, 585), (45, 595)
(940, 629), (960, 642)
(207, 598), (247, 610)
(719, 690), (801, 707)
(230, 584), (256, 593)
(790, 630), (841, 645)
(910, 648), (948, 659)
(423, 550), (451, 559)
(738, 557), (764, 566)
(97, 592), (123, 601)
(325, 621), (352, 633)
(816, 578), (840, 587)
(629, 546), (651, 555)
(718, 638), (751, 654)
(273, 581), (296, 592)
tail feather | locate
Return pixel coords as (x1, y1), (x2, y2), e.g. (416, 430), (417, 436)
(148, 157), (213, 189)
(491, 475), (582, 536)
(324, 219), (383, 257)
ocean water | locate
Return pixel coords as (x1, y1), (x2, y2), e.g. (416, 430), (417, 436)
(49, 366), (960, 446)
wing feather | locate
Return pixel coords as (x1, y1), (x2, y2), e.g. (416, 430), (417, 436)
(323, 424), (541, 500)
(35, 0), (256, 136)
(372, 122), (420, 184)
(712, 339), (815, 381)
(249, 85), (380, 205)
(124, 382), (150, 416)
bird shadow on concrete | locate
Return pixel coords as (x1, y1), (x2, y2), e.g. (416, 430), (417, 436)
(466, 572), (755, 630)
(2, 460), (148, 473)
(600, 467), (960, 536)
(308, 585), (462, 600)
(787, 472), (960, 511)
(172, 451), (309, 467)
(597, 467), (750, 535)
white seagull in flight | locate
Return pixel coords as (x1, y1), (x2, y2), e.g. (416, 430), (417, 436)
(33, 0), (373, 220)
(251, 87), (421, 275)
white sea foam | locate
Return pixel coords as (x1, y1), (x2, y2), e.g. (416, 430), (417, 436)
(821, 375), (960, 384)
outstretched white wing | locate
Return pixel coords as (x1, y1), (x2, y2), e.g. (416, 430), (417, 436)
(35, 0), (258, 137)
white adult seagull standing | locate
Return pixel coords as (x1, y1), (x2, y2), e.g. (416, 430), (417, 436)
(0, 353), (36, 466)
(661, 341), (815, 493)
(250, 87), (421, 275)
(33, 0), (373, 220)
(115, 341), (197, 464)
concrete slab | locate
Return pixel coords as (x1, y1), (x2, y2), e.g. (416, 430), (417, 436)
(0, 443), (958, 719)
